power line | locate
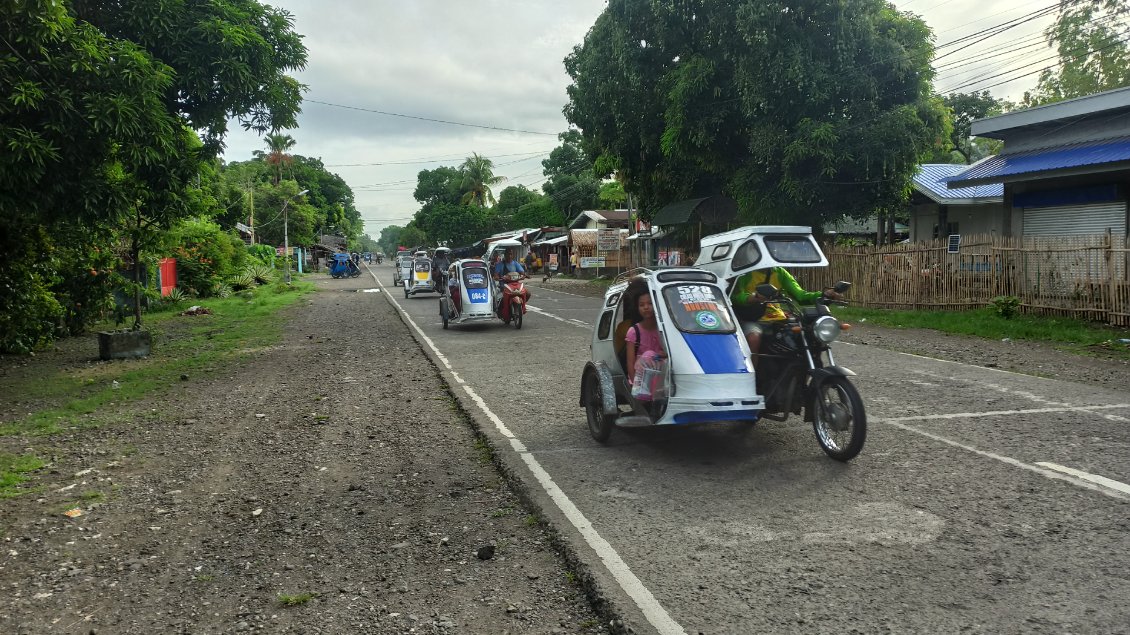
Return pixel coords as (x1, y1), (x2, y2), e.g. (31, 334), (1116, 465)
(305, 99), (559, 136)
(325, 149), (553, 168)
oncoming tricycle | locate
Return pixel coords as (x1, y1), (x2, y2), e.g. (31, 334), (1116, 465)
(579, 267), (763, 439)
(439, 259), (494, 329)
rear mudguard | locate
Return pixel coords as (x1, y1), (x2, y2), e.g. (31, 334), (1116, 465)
(580, 362), (618, 418)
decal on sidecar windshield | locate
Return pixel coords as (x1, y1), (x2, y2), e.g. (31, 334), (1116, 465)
(463, 270), (489, 289)
(663, 285), (736, 334)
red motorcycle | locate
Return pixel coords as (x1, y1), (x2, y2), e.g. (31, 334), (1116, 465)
(495, 271), (530, 329)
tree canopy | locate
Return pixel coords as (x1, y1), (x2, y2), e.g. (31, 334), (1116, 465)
(564, 0), (948, 227)
(1023, 0), (1130, 107)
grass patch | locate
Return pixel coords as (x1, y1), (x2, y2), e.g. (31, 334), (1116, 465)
(0, 453), (46, 499)
(490, 507), (514, 518)
(472, 437), (494, 465)
(838, 306), (1130, 358)
(524, 514), (539, 527)
(0, 282), (313, 437)
(278, 592), (316, 607)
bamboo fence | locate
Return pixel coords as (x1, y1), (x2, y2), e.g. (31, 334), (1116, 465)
(793, 231), (1130, 326)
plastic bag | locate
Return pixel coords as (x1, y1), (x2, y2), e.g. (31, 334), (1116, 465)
(631, 353), (667, 401)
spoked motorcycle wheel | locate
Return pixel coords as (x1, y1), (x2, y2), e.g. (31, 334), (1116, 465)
(513, 302), (523, 329)
(810, 376), (866, 462)
(583, 372), (612, 442)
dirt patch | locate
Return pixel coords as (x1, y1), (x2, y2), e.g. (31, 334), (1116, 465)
(0, 275), (608, 634)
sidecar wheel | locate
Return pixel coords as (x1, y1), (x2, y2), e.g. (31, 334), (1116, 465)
(440, 298), (449, 329)
(584, 372), (613, 442)
(811, 376), (866, 462)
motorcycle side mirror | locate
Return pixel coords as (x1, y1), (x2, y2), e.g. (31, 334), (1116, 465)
(832, 281), (852, 294)
(755, 283), (779, 299)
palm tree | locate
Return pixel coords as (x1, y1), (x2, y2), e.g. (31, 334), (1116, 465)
(459, 153), (505, 207)
(263, 133), (296, 185)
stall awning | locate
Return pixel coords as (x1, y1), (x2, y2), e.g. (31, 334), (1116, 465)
(651, 195), (738, 226)
(948, 136), (1130, 188)
(627, 229), (669, 241)
(534, 235), (568, 246)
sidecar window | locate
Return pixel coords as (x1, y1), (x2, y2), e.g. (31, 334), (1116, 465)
(463, 267), (489, 289)
(731, 240), (762, 271)
(597, 310), (614, 340)
(764, 236), (821, 263)
(414, 261), (431, 272)
(661, 284), (736, 334)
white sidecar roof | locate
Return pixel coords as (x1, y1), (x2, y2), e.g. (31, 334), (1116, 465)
(695, 225), (828, 281)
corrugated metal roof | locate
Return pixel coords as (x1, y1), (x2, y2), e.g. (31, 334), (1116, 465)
(651, 195), (738, 226)
(949, 136), (1130, 187)
(913, 164), (1002, 203)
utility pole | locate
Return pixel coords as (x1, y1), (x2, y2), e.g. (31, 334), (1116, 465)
(247, 180), (256, 245)
(283, 189), (309, 284)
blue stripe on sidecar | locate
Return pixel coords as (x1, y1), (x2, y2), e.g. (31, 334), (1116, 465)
(680, 333), (750, 374)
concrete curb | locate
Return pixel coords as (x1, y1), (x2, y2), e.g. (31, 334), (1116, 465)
(368, 267), (642, 635)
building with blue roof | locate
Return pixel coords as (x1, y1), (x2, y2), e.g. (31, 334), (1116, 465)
(909, 164), (1004, 242)
(948, 86), (1130, 238)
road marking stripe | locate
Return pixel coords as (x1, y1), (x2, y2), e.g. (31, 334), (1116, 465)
(878, 403), (1130, 423)
(368, 267), (687, 635)
(1035, 462), (1130, 495)
(882, 420), (1130, 502)
(908, 371), (1130, 423)
(527, 305), (590, 329)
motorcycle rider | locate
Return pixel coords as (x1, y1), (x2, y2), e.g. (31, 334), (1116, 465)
(493, 249), (525, 284)
(431, 248), (451, 292)
(731, 266), (842, 365)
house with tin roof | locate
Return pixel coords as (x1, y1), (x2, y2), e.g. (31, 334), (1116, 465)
(909, 164), (1004, 242)
(948, 86), (1130, 238)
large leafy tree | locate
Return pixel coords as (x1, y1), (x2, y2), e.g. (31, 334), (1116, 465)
(924, 92), (1009, 164)
(1022, 0), (1130, 107)
(71, 0), (306, 154)
(0, 0), (307, 345)
(541, 130), (600, 219)
(459, 153), (505, 207)
(564, 0), (947, 227)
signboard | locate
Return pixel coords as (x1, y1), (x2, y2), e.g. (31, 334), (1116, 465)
(947, 234), (961, 254)
(579, 256), (606, 268)
(275, 246), (286, 257)
(548, 253), (559, 270)
(596, 229), (620, 252)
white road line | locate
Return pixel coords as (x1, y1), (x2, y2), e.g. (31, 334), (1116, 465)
(882, 420), (1130, 502)
(368, 267), (687, 635)
(527, 305), (591, 329)
(1035, 462), (1130, 496)
(878, 403), (1130, 423)
(909, 370), (1130, 423)
(530, 284), (590, 299)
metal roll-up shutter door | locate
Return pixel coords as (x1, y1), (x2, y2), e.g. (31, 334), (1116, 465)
(1022, 202), (1127, 236)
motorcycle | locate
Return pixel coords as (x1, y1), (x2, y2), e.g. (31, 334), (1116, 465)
(695, 225), (866, 461)
(495, 271), (530, 329)
(747, 281), (865, 461)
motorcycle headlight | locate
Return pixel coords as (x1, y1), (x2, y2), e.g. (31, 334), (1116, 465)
(813, 316), (842, 343)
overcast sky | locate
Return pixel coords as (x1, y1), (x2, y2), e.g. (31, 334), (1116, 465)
(221, 0), (1056, 237)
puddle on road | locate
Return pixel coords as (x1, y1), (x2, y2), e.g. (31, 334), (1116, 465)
(353, 288), (382, 293)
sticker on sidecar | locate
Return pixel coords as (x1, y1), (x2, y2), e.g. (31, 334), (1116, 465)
(695, 311), (720, 329)
(469, 289), (489, 303)
(466, 272), (486, 285)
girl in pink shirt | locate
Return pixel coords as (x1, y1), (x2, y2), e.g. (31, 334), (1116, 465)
(625, 287), (665, 400)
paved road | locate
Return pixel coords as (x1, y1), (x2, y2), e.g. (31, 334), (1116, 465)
(367, 263), (1130, 634)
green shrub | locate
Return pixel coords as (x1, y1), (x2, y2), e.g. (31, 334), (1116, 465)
(229, 273), (256, 291)
(990, 295), (1021, 319)
(165, 219), (246, 297)
(0, 227), (64, 353)
(247, 244), (277, 266)
(247, 263), (275, 285)
(49, 241), (119, 336)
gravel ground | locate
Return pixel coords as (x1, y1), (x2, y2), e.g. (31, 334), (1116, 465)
(0, 274), (609, 635)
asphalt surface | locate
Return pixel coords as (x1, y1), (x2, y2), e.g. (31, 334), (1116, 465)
(368, 263), (1130, 635)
